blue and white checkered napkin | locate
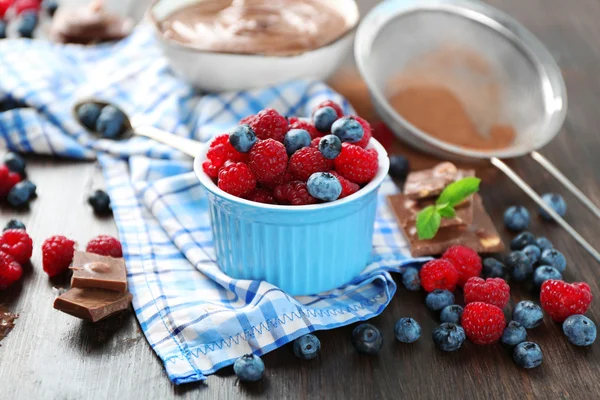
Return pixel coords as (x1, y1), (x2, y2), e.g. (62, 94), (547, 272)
(0, 27), (428, 384)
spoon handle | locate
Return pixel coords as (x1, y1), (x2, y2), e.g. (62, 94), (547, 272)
(133, 125), (203, 157)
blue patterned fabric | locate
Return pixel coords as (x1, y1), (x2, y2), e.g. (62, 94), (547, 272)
(0, 27), (428, 384)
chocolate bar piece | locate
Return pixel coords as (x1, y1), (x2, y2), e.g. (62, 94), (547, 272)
(389, 194), (473, 229)
(404, 162), (475, 200)
(53, 288), (132, 322)
(70, 251), (127, 293)
(390, 194), (505, 256)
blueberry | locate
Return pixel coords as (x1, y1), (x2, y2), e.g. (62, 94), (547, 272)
(562, 315), (597, 347)
(394, 317), (421, 343)
(88, 189), (112, 215)
(318, 134), (342, 159)
(0, 20), (6, 40)
(3, 152), (26, 177)
(501, 321), (527, 347)
(432, 323), (465, 352)
(3, 220), (26, 231)
(20, 180), (36, 198)
(96, 105), (126, 139)
(42, 0), (59, 17)
(539, 193), (567, 220)
(307, 172), (342, 202)
(351, 323), (383, 355)
(535, 237), (553, 252)
(283, 128), (311, 156)
(539, 249), (566, 272)
(17, 11), (38, 38)
(510, 231), (536, 250)
(505, 251), (533, 282)
(513, 301), (543, 329)
(533, 266), (562, 288)
(233, 354), (265, 382)
(292, 334), (321, 360)
(331, 117), (364, 143)
(522, 244), (541, 265)
(425, 289), (455, 311)
(504, 206), (530, 232)
(7, 181), (34, 208)
(77, 103), (102, 131)
(483, 258), (507, 279)
(230, 124), (257, 153)
(388, 155), (410, 180)
(313, 106), (338, 133)
(401, 267), (421, 291)
(440, 305), (463, 324)
(513, 342), (543, 369)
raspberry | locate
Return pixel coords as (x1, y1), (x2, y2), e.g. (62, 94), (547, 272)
(540, 280), (592, 322)
(42, 235), (76, 277)
(463, 277), (510, 309)
(218, 162), (256, 197)
(313, 100), (344, 118)
(442, 245), (482, 287)
(289, 147), (330, 181)
(245, 188), (276, 204)
(259, 169), (293, 190)
(334, 143), (378, 184)
(419, 259), (459, 292)
(289, 117), (320, 139)
(14, 0), (40, 15)
(240, 114), (257, 125)
(328, 171), (359, 198)
(0, 229), (33, 264)
(249, 108), (289, 142)
(0, 251), (22, 290)
(353, 116), (372, 148)
(0, 165), (22, 197)
(461, 302), (505, 345)
(274, 181), (318, 205)
(202, 160), (219, 179)
(310, 138), (320, 148)
(0, 0), (11, 19)
(86, 235), (123, 258)
(207, 134), (245, 168)
(248, 139), (288, 183)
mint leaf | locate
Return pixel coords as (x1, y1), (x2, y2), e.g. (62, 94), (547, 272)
(436, 177), (481, 208)
(436, 203), (456, 218)
(416, 205), (442, 240)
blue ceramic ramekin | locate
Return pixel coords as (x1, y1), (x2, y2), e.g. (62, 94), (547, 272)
(194, 139), (390, 296)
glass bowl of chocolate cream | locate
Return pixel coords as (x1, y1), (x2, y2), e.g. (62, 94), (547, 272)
(149, 0), (359, 91)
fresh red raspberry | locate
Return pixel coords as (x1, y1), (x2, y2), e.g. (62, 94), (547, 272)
(310, 138), (320, 148)
(14, 0), (39, 15)
(461, 302), (505, 345)
(0, 229), (33, 265)
(463, 277), (510, 309)
(371, 121), (395, 151)
(244, 188), (276, 204)
(259, 169), (293, 190)
(540, 280), (593, 322)
(289, 117), (320, 139)
(328, 171), (359, 198)
(0, 0), (12, 19)
(42, 235), (76, 277)
(86, 235), (123, 258)
(0, 165), (22, 197)
(239, 114), (257, 125)
(313, 100), (344, 118)
(274, 181), (318, 205)
(419, 259), (459, 292)
(248, 108), (288, 142)
(217, 162), (256, 197)
(202, 160), (219, 179)
(289, 147), (330, 181)
(248, 139), (288, 183)
(334, 143), (378, 184)
(442, 245), (482, 287)
(0, 251), (22, 290)
(207, 134), (246, 168)
(353, 116), (372, 148)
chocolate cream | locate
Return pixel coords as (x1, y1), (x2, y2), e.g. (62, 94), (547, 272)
(158, 0), (349, 56)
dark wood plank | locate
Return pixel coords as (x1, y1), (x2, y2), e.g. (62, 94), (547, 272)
(2, 0), (600, 398)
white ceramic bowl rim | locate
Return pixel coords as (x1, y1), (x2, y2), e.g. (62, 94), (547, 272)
(194, 137), (390, 212)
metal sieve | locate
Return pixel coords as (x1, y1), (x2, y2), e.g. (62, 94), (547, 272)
(356, 0), (600, 262)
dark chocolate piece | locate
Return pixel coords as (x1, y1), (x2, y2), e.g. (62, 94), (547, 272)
(403, 162), (475, 200)
(390, 194), (473, 229)
(70, 251), (127, 293)
(0, 305), (18, 342)
(53, 288), (132, 322)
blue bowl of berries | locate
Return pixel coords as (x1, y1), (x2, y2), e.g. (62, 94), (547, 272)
(194, 107), (390, 295)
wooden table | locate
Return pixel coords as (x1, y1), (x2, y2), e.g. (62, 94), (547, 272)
(2, 0), (600, 398)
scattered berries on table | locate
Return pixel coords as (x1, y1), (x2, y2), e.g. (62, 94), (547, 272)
(425, 289), (455, 311)
(313, 100), (344, 119)
(0, 164), (22, 197)
(86, 235), (123, 258)
(503, 206), (530, 232)
(292, 334), (321, 360)
(14, 0), (40, 15)
(233, 354), (265, 382)
(461, 302), (505, 345)
(442, 245), (482, 287)
(218, 162), (256, 197)
(306, 172), (342, 202)
(510, 231), (536, 251)
(420, 259), (459, 292)
(334, 143), (378, 184)
(513, 342), (543, 369)
(540, 280), (592, 322)
(331, 117), (364, 143)
(42, 0), (59, 17)
(440, 305), (463, 325)
(313, 106), (338, 133)
(7, 180), (36, 208)
(3, 152), (26, 177)
(463, 277), (510, 309)
(539, 193), (567, 220)
(394, 317), (421, 343)
(535, 237), (553, 251)
(248, 139), (289, 183)
(0, 229), (33, 265)
(562, 315), (596, 347)
(95, 105), (126, 139)
(88, 189), (112, 215)
(229, 124), (257, 153)
(274, 181), (318, 206)
(522, 244), (541, 265)
(16, 11), (37, 38)
(351, 323), (383, 355)
(42, 235), (76, 277)
(512, 301), (544, 329)
(0, 251), (22, 290)
(327, 171), (359, 199)
(388, 155), (410, 180)
(501, 321), (527, 347)
(539, 249), (566, 272)
(0, 20), (6, 39)
(533, 266), (562, 288)
(289, 147), (330, 181)
(401, 267), (421, 291)
(482, 258), (507, 279)
(432, 323), (465, 352)
(505, 251), (533, 282)
(249, 108), (288, 142)
(77, 103), (102, 131)
(318, 135), (342, 160)
(3, 220), (26, 232)
(284, 129), (311, 156)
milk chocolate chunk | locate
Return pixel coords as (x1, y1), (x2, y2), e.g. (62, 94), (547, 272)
(390, 194), (473, 229)
(403, 163), (475, 200)
(70, 251), (127, 293)
(53, 288), (132, 322)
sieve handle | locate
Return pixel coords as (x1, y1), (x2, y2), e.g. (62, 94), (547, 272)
(491, 157), (600, 263)
(530, 151), (600, 220)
